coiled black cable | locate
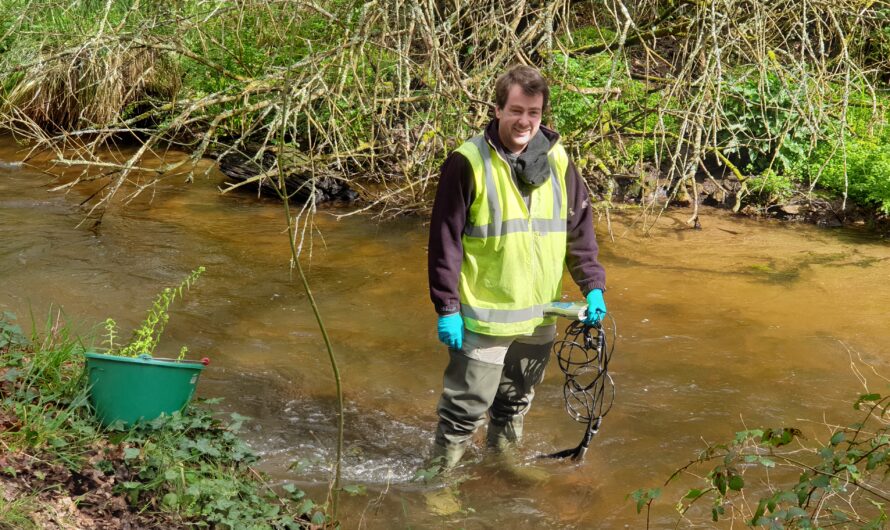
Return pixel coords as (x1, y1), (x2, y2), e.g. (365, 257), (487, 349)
(544, 314), (616, 460)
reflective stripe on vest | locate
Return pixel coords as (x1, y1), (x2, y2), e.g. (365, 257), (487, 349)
(455, 135), (569, 336)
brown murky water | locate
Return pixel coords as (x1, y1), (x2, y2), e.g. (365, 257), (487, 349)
(2, 140), (890, 528)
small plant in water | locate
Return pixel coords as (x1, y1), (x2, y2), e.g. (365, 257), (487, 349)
(631, 391), (890, 529)
(103, 267), (205, 359)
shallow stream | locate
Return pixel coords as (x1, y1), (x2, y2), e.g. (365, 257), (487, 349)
(2, 140), (889, 528)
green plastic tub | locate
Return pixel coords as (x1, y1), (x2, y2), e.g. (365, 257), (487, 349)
(84, 352), (205, 427)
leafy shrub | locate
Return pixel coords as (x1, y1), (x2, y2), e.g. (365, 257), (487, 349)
(547, 51), (661, 173)
(745, 169), (795, 205)
(548, 52), (615, 135)
(717, 70), (815, 176)
(808, 135), (890, 213)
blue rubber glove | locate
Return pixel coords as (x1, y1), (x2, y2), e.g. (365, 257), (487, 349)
(584, 289), (607, 325)
(437, 313), (464, 350)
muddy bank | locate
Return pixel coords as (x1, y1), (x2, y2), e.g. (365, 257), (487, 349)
(605, 166), (890, 233)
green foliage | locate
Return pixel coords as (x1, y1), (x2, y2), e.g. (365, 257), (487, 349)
(628, 487), (661, 514)
(718, 70), (816, 176)
(806, 133), (890, 214)
(0, 311), (28, 351)
(1, 315), (102, 465)
(716, 70), (890, 214)
(105, 267), (205, 359)
(113, 406), (326, 528)
(637, 395), (890, 528)
(548, 53), (616, 134)
(547, 51), (662, 173)
(412, 458), (446, 482)
(178, 2), (355, 98)
(745, 169), (795, 205)
(0, 492), (39, 530)
(790, 94), (890, 213)
(0, 313), (324, 529)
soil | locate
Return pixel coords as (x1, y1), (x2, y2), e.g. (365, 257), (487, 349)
(0, 422), (180, 529)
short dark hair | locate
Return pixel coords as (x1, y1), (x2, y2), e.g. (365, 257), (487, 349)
(494, 65), (549, 111)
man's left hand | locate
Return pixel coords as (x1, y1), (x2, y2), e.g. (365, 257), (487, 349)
(584, 289), (606, 325)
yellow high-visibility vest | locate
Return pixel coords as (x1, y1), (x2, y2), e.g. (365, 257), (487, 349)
(455, 135), (569, 336)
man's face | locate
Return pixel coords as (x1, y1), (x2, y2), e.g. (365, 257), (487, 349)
(495, 84), (544, 154)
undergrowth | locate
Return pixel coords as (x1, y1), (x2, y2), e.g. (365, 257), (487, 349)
(0, 0), (887, 222)
(0, 311), (326, 529)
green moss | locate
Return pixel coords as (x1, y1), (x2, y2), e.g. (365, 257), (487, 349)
(563, 26), (618, 49)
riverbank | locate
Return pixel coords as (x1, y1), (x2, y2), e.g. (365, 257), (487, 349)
(605, 164), (890, 234)
(2, 1), (887, 225)
(0, 135), (886, 236)
(0, 313), (327, 529)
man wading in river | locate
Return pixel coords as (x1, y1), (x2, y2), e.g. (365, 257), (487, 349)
(428, 65), (608, 469)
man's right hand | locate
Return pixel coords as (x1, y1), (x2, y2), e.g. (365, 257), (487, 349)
(437, 313), (464, 350)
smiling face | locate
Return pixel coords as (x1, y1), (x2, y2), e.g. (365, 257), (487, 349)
(495, 84), (544, 154)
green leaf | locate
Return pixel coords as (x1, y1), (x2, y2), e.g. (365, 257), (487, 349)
(162, 493), (179, 509)
(811, 474), (831, 488)
(787, 506), (808, 517)
(193, 437), (221, 457)
(729, 475), (744, 491)
(751, 499), (768, 525)
(761, 427), (802, 447)
(627, 488), (660, 514)
(830, 431), (846, 446)
(867, 451), (886, 470)
(297, 499), (315, 515)
(123, 447), (141, 460)
(714, 472), (727, 495)
(758, 456), (776, 468)
(683, 489), (703, 500)
(342, 484), (366, 496)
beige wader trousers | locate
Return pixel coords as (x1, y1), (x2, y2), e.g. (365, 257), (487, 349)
(432, 324), (555, 468)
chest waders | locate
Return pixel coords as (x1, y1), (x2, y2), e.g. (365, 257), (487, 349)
(431, 137), (569, 472)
